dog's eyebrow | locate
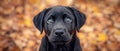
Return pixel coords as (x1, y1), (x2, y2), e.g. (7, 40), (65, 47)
(63, 12), (74, 18)
(45, 14), (54, 19)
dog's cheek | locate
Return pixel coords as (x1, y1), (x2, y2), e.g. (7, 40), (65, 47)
(48, 32), (56, 42)
(44, 23), (53, 36)
(48, 36), (53, 42)
(68, 24), (75, 35)
(71, 21), (76, 34)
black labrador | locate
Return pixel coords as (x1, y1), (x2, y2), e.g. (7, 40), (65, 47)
(33, 6), (86, 51)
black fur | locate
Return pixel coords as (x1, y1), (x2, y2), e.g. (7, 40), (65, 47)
(33, 6), (86, 51)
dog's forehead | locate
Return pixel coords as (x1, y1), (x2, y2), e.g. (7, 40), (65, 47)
(51, 7), (69, 12)
(44, 6), (74, 20)
(47, 6), (72, 15)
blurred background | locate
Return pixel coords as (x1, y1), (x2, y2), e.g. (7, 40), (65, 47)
(0, 0), (120, 51)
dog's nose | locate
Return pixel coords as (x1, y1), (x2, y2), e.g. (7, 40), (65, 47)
(55, 29), (64, 36)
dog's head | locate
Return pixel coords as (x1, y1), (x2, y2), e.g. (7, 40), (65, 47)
(33, 6), (86, 45)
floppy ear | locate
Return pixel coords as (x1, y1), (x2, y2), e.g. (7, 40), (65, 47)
(33, 8), (49, 33)
(66, 7), (86, 32)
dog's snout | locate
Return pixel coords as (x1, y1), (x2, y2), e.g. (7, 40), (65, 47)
(55, 29), (64, 36)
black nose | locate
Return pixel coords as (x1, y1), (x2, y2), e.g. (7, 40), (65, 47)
(55, 29), (64, 36)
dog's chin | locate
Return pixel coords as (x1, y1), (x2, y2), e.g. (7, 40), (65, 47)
(49, 36), (71, 45)
(53, 41), (66, 45)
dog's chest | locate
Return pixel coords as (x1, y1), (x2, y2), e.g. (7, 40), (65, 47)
(49, 46), (73, 51)
(53, 47), (68, 51)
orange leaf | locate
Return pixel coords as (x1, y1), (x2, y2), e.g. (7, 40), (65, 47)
(115, 30), (120, 35)
(97, 33), (108, 42)
(24, 17), (32, 27)
(28, 0), (40, 5)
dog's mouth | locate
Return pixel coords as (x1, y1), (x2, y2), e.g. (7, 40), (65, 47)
(52, 37), (68, 45)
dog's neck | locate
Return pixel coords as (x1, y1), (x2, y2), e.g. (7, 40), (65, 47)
(53, 44), (70, 51)
(40, 35), (82, 51)
(47, 35), (76, 51)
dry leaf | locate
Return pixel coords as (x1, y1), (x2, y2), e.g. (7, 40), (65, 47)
(97, 33), (108, 42)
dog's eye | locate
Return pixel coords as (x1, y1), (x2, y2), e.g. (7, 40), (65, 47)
(47, 19), (54, 24)
(64, 17), (72, 23)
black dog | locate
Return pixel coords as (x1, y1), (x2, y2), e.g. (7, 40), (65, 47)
(33, 6), (86, 51)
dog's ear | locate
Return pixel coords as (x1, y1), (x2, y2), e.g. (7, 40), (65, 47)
(66, 7), (86, 32)
(33, 8), (50, 34)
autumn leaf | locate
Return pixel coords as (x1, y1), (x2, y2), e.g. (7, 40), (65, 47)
(28, 0), (40, 5)
(77, 33), (85, 40)
(97, 33), (108, 42)
(24, 17), (32, 27)
(115, 30), (120, 35)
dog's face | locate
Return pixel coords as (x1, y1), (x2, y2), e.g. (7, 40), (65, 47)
(33, 6), (86, 45)
(44, 7), (75, 44)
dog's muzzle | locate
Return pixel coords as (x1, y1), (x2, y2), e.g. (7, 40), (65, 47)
(53, 28), (67, 43)
(54, 29), (65, 37)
